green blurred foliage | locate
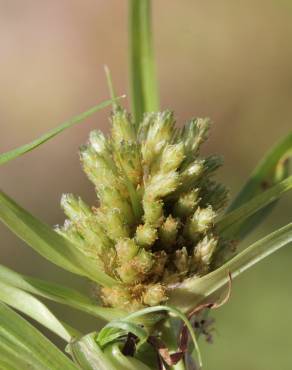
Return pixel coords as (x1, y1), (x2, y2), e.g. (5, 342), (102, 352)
(0, 1), (291, 369)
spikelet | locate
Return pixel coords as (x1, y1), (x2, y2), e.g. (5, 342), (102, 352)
(135, 224), (158, 248)
(59, 104), (229, 310)
(159, 215), (179, 249)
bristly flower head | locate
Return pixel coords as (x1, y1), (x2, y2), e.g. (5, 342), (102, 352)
(56, 105), (229, 311)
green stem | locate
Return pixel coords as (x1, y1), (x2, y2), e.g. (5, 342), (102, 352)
(129, 0), (159, 125)
(160, 318), (186, 370)
(171, 362), (187, 370)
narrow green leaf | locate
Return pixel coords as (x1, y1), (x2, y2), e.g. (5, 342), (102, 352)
(217, 175), (292, 238)
(0, 358), (18, 370)
(0, 264), (126, 322)
(0, 303), (79, 370)
(0, 281), (73, 342)
(0, 347), (30, 370)
(0, 190), (117, 287)
(227, 133), (292, 238)
(129, 0), (159, 124)
(0, 97), (124, 165)
(169, 223), (292, 312)
(104, 66), (119, 110)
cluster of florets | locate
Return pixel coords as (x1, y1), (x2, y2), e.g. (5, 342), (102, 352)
(56, 107), (228, 310)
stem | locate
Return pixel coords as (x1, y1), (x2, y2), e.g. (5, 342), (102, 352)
(171, 362), (187, 370)
(129, 0), (159, 125)
(160, 318), (186, 370)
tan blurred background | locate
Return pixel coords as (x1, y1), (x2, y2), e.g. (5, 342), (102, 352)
(0, 1), (292, 369)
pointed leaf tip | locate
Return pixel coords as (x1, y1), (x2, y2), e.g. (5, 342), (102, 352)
(0, 97), (124, 165)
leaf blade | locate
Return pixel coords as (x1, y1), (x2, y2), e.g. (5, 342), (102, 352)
(0, 264), (126, 322)
(169, 223), (292, 312)
(0, 281), (73, 342)
(217, 175), (292, 238)
(0, 303), (79, 370)
(227, 132), (292, 238)
(0, 97), (124, 165)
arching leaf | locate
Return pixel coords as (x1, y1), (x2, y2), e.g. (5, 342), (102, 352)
(0, 303), (79, 370)
(169, 223), (292, 312)
(0, 264), (125, 322)
(0, 97), (123, 165)
(0, 190), (117, 287)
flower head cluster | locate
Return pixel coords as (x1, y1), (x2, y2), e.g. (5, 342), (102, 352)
(57, 106), (228, 310)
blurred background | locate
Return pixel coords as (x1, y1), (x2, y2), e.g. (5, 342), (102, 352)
(0, 0), (292, 369)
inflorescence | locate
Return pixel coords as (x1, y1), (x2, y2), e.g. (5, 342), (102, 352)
(56, 106), (229, 310)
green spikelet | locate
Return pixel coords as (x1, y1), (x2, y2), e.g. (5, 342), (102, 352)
(143, 284), (167, 306)
(151, 142), (185, 174)
(184, 206), (216, 240)
(97, 207), (130, 242)
(159, 215), (179, 248)
(88, 130), (110, 155)
(140, 111), (175, 166)
(111, 107), (136, 145)
(117, 249), (153, 284)
(59, 104), (229, 310)
(193, 234), (218, 274)
(174, 159), (205, 195)
(135, 223), (157, 248)
(115, 238), (139, 263)
(173, 189), (200, 218)
(57, 194), (115, 274)
(59, 194), (113, 251)
(143, 199), (164, 226)
(181, 118), (211, 157)
(114, 141), (142, 187)
(174, 247), (189, 275)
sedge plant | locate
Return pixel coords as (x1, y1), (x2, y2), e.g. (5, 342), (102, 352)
(0, 1), (291, 369)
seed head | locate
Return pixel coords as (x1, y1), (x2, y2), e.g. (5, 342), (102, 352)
(59, 106), (229, 310)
